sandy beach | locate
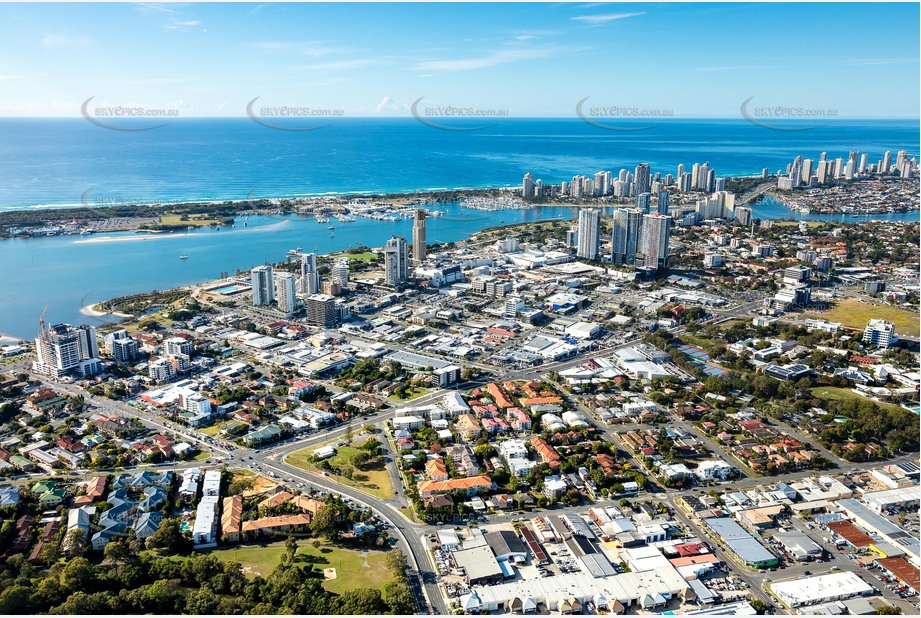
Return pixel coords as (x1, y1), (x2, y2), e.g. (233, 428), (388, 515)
(80, 304), (132, 319)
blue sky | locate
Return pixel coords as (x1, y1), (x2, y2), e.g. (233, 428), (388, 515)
(1, 2), (918, 118)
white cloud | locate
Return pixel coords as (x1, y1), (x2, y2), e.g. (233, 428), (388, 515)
(373, 96), (407, 114)
(165, 20), (201, 29)
(135, 3), (179, 15)
(376, 96), (394, 112)
(571, 12), (644, 24)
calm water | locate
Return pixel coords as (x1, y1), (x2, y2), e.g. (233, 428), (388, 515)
(751, 196), (920, 223)
(1, 118), (918, 339)
(0, 203), (574, 339)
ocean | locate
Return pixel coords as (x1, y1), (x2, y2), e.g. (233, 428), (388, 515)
(0, 118), (917, 210)
(0, 118), (917, 340)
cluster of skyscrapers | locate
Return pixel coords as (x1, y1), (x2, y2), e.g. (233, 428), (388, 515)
(574, 207), (672, 272)
(251, 256), (351, 325)
(382, 208), (428, 286)
(777, 149), (917, 190)
(247, 208), (429, 323)
(523, 161), (724, 201)
(251, 264), (297, 317)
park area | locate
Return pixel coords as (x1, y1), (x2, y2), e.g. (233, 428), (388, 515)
(205, 542), (395, 593)
(810, 386), (908, 415)
(284, 436), (393, 500)
(805, 299), (920, 337)
(328, 251), (376, 262)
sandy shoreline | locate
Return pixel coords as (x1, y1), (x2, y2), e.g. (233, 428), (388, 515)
(0, 333), (23, 344)
(80, 304), (132, 319)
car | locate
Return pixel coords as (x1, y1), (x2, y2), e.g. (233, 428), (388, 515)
(803, 570), (811, 576)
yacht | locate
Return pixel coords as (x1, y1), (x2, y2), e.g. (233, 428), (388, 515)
(179, 255), (189, 260)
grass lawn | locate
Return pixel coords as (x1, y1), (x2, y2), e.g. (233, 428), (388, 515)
(716, 319), (746, 330)
(388, 387), (430, 402)
(296, 543), (393, 594)
(284, 437), (393, 500)
(810, 386), (908, 415)
(328, 251), (376, 263)
(191, 450), (212, 461)
(804, 299), (920, 337)
(677, 332), (718, 351)
(206, 542), (394, 592)
(199, 420), (233, 436)
(160, 214), (223, 227)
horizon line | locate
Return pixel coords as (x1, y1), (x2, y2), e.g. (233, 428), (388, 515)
(1, 115), (919, 121)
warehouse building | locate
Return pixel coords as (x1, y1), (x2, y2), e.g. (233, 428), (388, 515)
(770, 572), (873, 608)
(876, 557), (920, 593)
(464, 567), (690, 613)
(452, 545), (504, 585)
(485, 530), (528, 563)
(775, 530), (824, 561)
(861, 487), (920, 514)
(837, 499), (921, 564)
(704, 517), (778, 568)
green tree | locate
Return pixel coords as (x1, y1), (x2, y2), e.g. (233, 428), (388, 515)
(749, 599), (768, 614)
(104, 540), (130, 568)
(63, 528), (88, 558)
(876, 605), (901, 615)
(146, 517), (186, 553)
(381, 580), (414, 614)
(184, 587), (221, 614)
(310, 505), (342, 540)
(51, 591), (114, 615)
(0, 585), (35, 614)
(60, 557), (94, 591)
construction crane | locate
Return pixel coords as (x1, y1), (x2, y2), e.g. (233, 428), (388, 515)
(39, 304), (48, 338)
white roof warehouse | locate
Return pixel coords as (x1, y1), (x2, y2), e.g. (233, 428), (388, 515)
(770, 572), (874, 608)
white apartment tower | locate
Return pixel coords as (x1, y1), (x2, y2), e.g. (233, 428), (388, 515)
(275, 271), (297, 317)
(300, 253), (319, 294)
(639, 213), (671, 271)
(384, 236), (409, 286)
(522, 172), (534, 197)
(611, 208), (643, 265)
(34, 322), (100, 377)
(251, 264), (275, 307)
(331, 258), (350, 285)
(576, 208), (601, 261)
